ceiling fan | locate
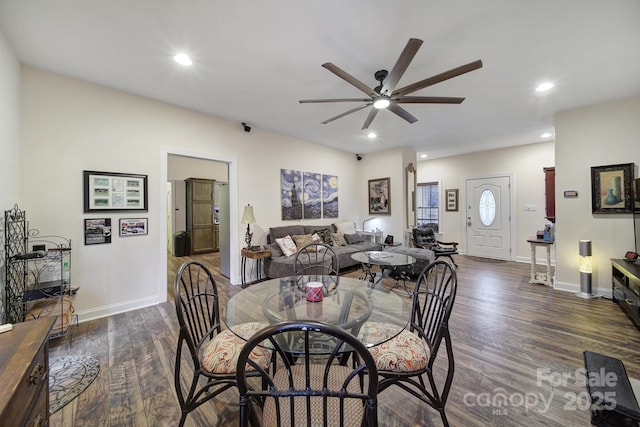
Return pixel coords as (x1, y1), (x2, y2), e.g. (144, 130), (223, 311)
(299, 38), (483, 129)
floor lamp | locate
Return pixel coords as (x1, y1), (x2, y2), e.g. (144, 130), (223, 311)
(576, 239), (598, 299)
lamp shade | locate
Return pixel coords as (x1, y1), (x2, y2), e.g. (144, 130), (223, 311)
(578, 240), (592, 273)
(241, 204), (256, 224)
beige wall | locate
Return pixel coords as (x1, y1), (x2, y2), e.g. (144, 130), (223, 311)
(0, 29), (20, 211)
(19, 66), (376, 321)
(555, 95), (640, 294)
(418, 141), (555, 262)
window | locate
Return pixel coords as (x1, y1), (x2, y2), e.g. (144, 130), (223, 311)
(416, 182), (439, 231)
(479, 188), (496, 226)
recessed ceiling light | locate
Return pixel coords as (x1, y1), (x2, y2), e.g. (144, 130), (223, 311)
(536, 82), (554, 92)
(367, 132), (377, 139)
(420, 154), (428, 159)
(173, 53), (192, 66)
(541, 132), (552, 138)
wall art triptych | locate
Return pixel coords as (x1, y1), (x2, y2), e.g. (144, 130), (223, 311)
(280, 169), (338, 220)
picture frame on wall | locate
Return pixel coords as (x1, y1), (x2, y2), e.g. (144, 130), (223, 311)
(368, 177), (390, 215)
(445, 189), (459, 212)
(119, 218), (148, 236)
(84, 218), (112, 245)
(590, 163), (635, 214)
(83, 170), (148, 213)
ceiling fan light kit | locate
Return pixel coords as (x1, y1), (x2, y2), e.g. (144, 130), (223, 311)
(299, 38), (483, 129)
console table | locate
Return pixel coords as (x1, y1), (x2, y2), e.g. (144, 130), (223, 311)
(612, 258), (640, 330)
(0, 317), (55, 426)
(526, 238), (554, 286)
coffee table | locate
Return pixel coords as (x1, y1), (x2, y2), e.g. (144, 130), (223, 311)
(351, 250), (416, 291)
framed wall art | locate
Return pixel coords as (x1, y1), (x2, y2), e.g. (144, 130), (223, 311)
(84, 170), (148, 213)
(119, 218), (148, 236)
(84, 218), (112, 245)
(368, 177), (390, 215)
(590, 163), (635, 214)
(445, 189), (459, 212)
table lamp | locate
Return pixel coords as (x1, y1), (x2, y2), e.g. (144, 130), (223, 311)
(241, 204), (256, 249)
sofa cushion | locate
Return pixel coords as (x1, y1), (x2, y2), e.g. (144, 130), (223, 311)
(266, 242), (283, 258)
(331, 232), (347, 246)
(343, 233), (364, 244)
(276, 235), (297, 257)
(268, 225), (306, 243)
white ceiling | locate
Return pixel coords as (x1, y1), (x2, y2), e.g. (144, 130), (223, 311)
(1, 1), (639, 159)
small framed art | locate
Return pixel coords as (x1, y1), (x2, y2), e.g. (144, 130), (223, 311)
(445, 189), (459, 212)
(591, 163), (634, 214)
(84, 218), (112, 245)
(119, 218), (148, 236)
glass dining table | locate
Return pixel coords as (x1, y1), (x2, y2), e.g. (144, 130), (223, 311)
(223, 275), (410, 351)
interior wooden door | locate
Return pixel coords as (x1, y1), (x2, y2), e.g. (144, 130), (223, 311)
(186, 178), (216, 254)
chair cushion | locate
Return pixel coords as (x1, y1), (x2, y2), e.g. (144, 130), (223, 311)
(361, 323), (429, 372)
(203, 322), (271, 374)
(262, 364), (363, 426)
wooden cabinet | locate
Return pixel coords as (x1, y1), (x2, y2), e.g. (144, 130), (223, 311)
(0, 318), (55, 426)
(543, 167), (555, 223)
(185, 178), (218, 254)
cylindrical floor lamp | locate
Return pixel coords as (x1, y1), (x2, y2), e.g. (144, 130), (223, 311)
(576, 239), (598, 299)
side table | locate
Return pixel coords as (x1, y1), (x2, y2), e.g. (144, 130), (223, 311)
(526, 238), (554, 286)
(241, 247), (271, 288)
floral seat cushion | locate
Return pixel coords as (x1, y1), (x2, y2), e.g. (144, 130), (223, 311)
(203, 322), (271, 374)
(359, 322), (429, 372)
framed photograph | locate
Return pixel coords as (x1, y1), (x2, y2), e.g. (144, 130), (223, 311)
(84, 218), (112, 245)
(591, 163), (635, 214)
(445, 189), (459, 212)
(119, 218), (148, 236)
(84, 170), (148, 213)
(634, 178), (640, 211)
(368, 177), (391, 215)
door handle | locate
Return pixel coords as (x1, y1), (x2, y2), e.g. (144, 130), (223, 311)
(467, 217), (472, 226)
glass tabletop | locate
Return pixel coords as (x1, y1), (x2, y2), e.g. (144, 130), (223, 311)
(223, 275), (410, 349)
(351, 250), (416, 267)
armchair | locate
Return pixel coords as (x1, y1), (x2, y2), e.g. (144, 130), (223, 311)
(411, 227), (458, 266)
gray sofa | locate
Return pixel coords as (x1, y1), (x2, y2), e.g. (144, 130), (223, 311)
(263, 224), (381, 278)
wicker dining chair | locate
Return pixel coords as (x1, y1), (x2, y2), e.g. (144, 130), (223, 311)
(362, 260), (458, 426)
(173, 260), (271, 427)
(236, 321), (379, 427)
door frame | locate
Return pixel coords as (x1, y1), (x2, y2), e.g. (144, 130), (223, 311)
(159, 148), (239, 304)
(462, 173), (516, 260)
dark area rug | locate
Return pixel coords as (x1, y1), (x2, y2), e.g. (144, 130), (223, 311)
(49, 355), (100, 414)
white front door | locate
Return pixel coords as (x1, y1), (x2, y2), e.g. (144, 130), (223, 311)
(464, 175), (512, 259)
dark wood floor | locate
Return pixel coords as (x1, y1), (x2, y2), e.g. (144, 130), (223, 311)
(48, 253), (640, 426)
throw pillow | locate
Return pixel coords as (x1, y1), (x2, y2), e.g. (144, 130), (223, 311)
(331, 232), (347, 246)
(292, 234), (312, 248)
(344, 233), (363, 245)
(334, 221), (356, 235)
(275, 235), (297, 257)
(311, 232), (323, 244)
(313, 228), (333, 246)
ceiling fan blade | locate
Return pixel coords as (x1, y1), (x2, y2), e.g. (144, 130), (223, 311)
(394, 96), (465, 104)
(381, 38), (423, 94)
(392, 59), (483, 97)
(322, 63), (374, 96)
(361, 107), (379, 130)
(299, 98), (372, 104)
(321, 103), (371, 124)
(388, 103), (418, 124)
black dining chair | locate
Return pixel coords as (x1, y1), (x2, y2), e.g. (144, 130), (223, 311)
(173, 260), (271, 427)
(236, 320), (379, 427)
(363, 260), (458, 427)
(293, 242), (340, 278)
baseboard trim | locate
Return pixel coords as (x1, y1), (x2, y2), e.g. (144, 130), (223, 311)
(76, 295), (160, 323)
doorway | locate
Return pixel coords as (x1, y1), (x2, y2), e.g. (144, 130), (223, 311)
(464, 175), (513, 259)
